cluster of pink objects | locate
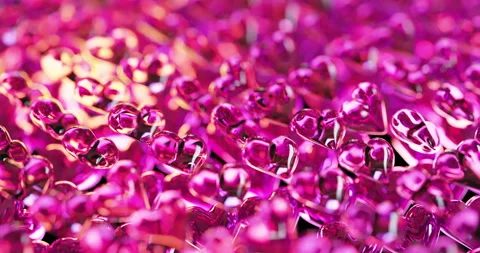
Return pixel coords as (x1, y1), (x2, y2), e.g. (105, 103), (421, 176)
(2, 0), (480, 252)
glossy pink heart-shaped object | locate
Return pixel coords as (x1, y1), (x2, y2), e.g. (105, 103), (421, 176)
(242, 136), (298, 179)
(391, 109), (440, 154)
(0, 126), (29, 164)
(62, 127), (119, 169)
(108, 103), (166, 144)
(341, 82), (387, 135)
(187, 205), (229, 245)
(432, 83), (477, 128)
(30, 98), (79, 139)
(241, 197), (297, 252)
(75, 78), (129, 113)
(290, 109), (345, 149)
(150, 131), (207, 174)
(433, 151), (465, 181)
(456, 139), (480, 189)
(404, 204), (440, 248)
(290, 169), (349, 221)
(442, 197), (480, 249)
(338, 138), (394, 180)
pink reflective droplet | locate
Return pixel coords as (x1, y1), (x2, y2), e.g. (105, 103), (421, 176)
(108, 103), (139, 135)
(466, 63), (480, 94)
(151, 131), (207, 174)
(456, 139), (480, 188)
(242, 136), (298, 179)
(189, 167), (220, 202)
(30, 98), (78, 139)
(391, 109), (440, 154)
(432, 83), (476, 128)
(433, 151), (465, 181)
(404, 204), (440, 247)
(150, 131), (182, 165)
(79, 138), (119, 169)
(108, 104), (165, 144)
(219, 164), (251, 207)
(341, 82), (387, 135)
(290, 109), (345, 149)
(211, 103), (256, 143)
(62, 127), (97, 156)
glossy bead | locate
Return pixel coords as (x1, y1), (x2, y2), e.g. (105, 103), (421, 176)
(29, 194), (62, 231)
(150, 131), (207, 174)
(0, 126), (11, 151)
(219, 164), (251, 207)
(0, 72), (31, 100)
(318, 221), (355, 244)
(91, 183), (144, 217)
(49, 237), (82, 253)
(210, 74), (247, 99)
(413, 178), (452, 214)
(310, 55), (337, 87)
(0, 161), (22, 196)
(75, 78), (103, 107)
(395, 168), (428, 199)
(140, 171), (164, 207)
(187, 205), (229, 245)
(432, 83), (476, 128)
(32, 240), (49, 253)
(151, 190), (187, 240)
(176, 134), (207, 172)
(444, 206), (480, 248)
(245, 79), (297, 122)
(75, 77), (128, 113)
(62, 127), (119, 169)
(341, 82), (387, 135)
(338, 138), (394, 180)
(189, 167), (220, 201)
(219, 57), (255, 88)
(85, 29), (137, 63)
(391, 109), (440, 154)
(242, 197), (296, 252)
(0, 126), (29, 164)
(466, 63), (480, 94)
(7, 141), (29, 164)
(1, 126), (29, 161)
(433, 151), (465, 181)
(62, 127), (97, 156)
(80, 138), (119, 169)
(140, 52), (175, 84)
(30, 98), (78, 139)
(373, 202), (407, 246)
(107, 160), (139, 188)
(456, 139), (480, 188)
(211, 103), (257, 143)
(340, 199), (375, 240)
(127, 209), (163, 238)
(118, 57), (147, 83)
(21, 155), (54, 200)
(290, 109), (345, 149)
(80, 222), (115, 252)
(242, 136), (298, 179)
(150, 131), (182, 165)
(289, 170), (320, 208)
(108, 103), (165, 144)
(173, 76), (203, 102)
(404, 204), (440, 247)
